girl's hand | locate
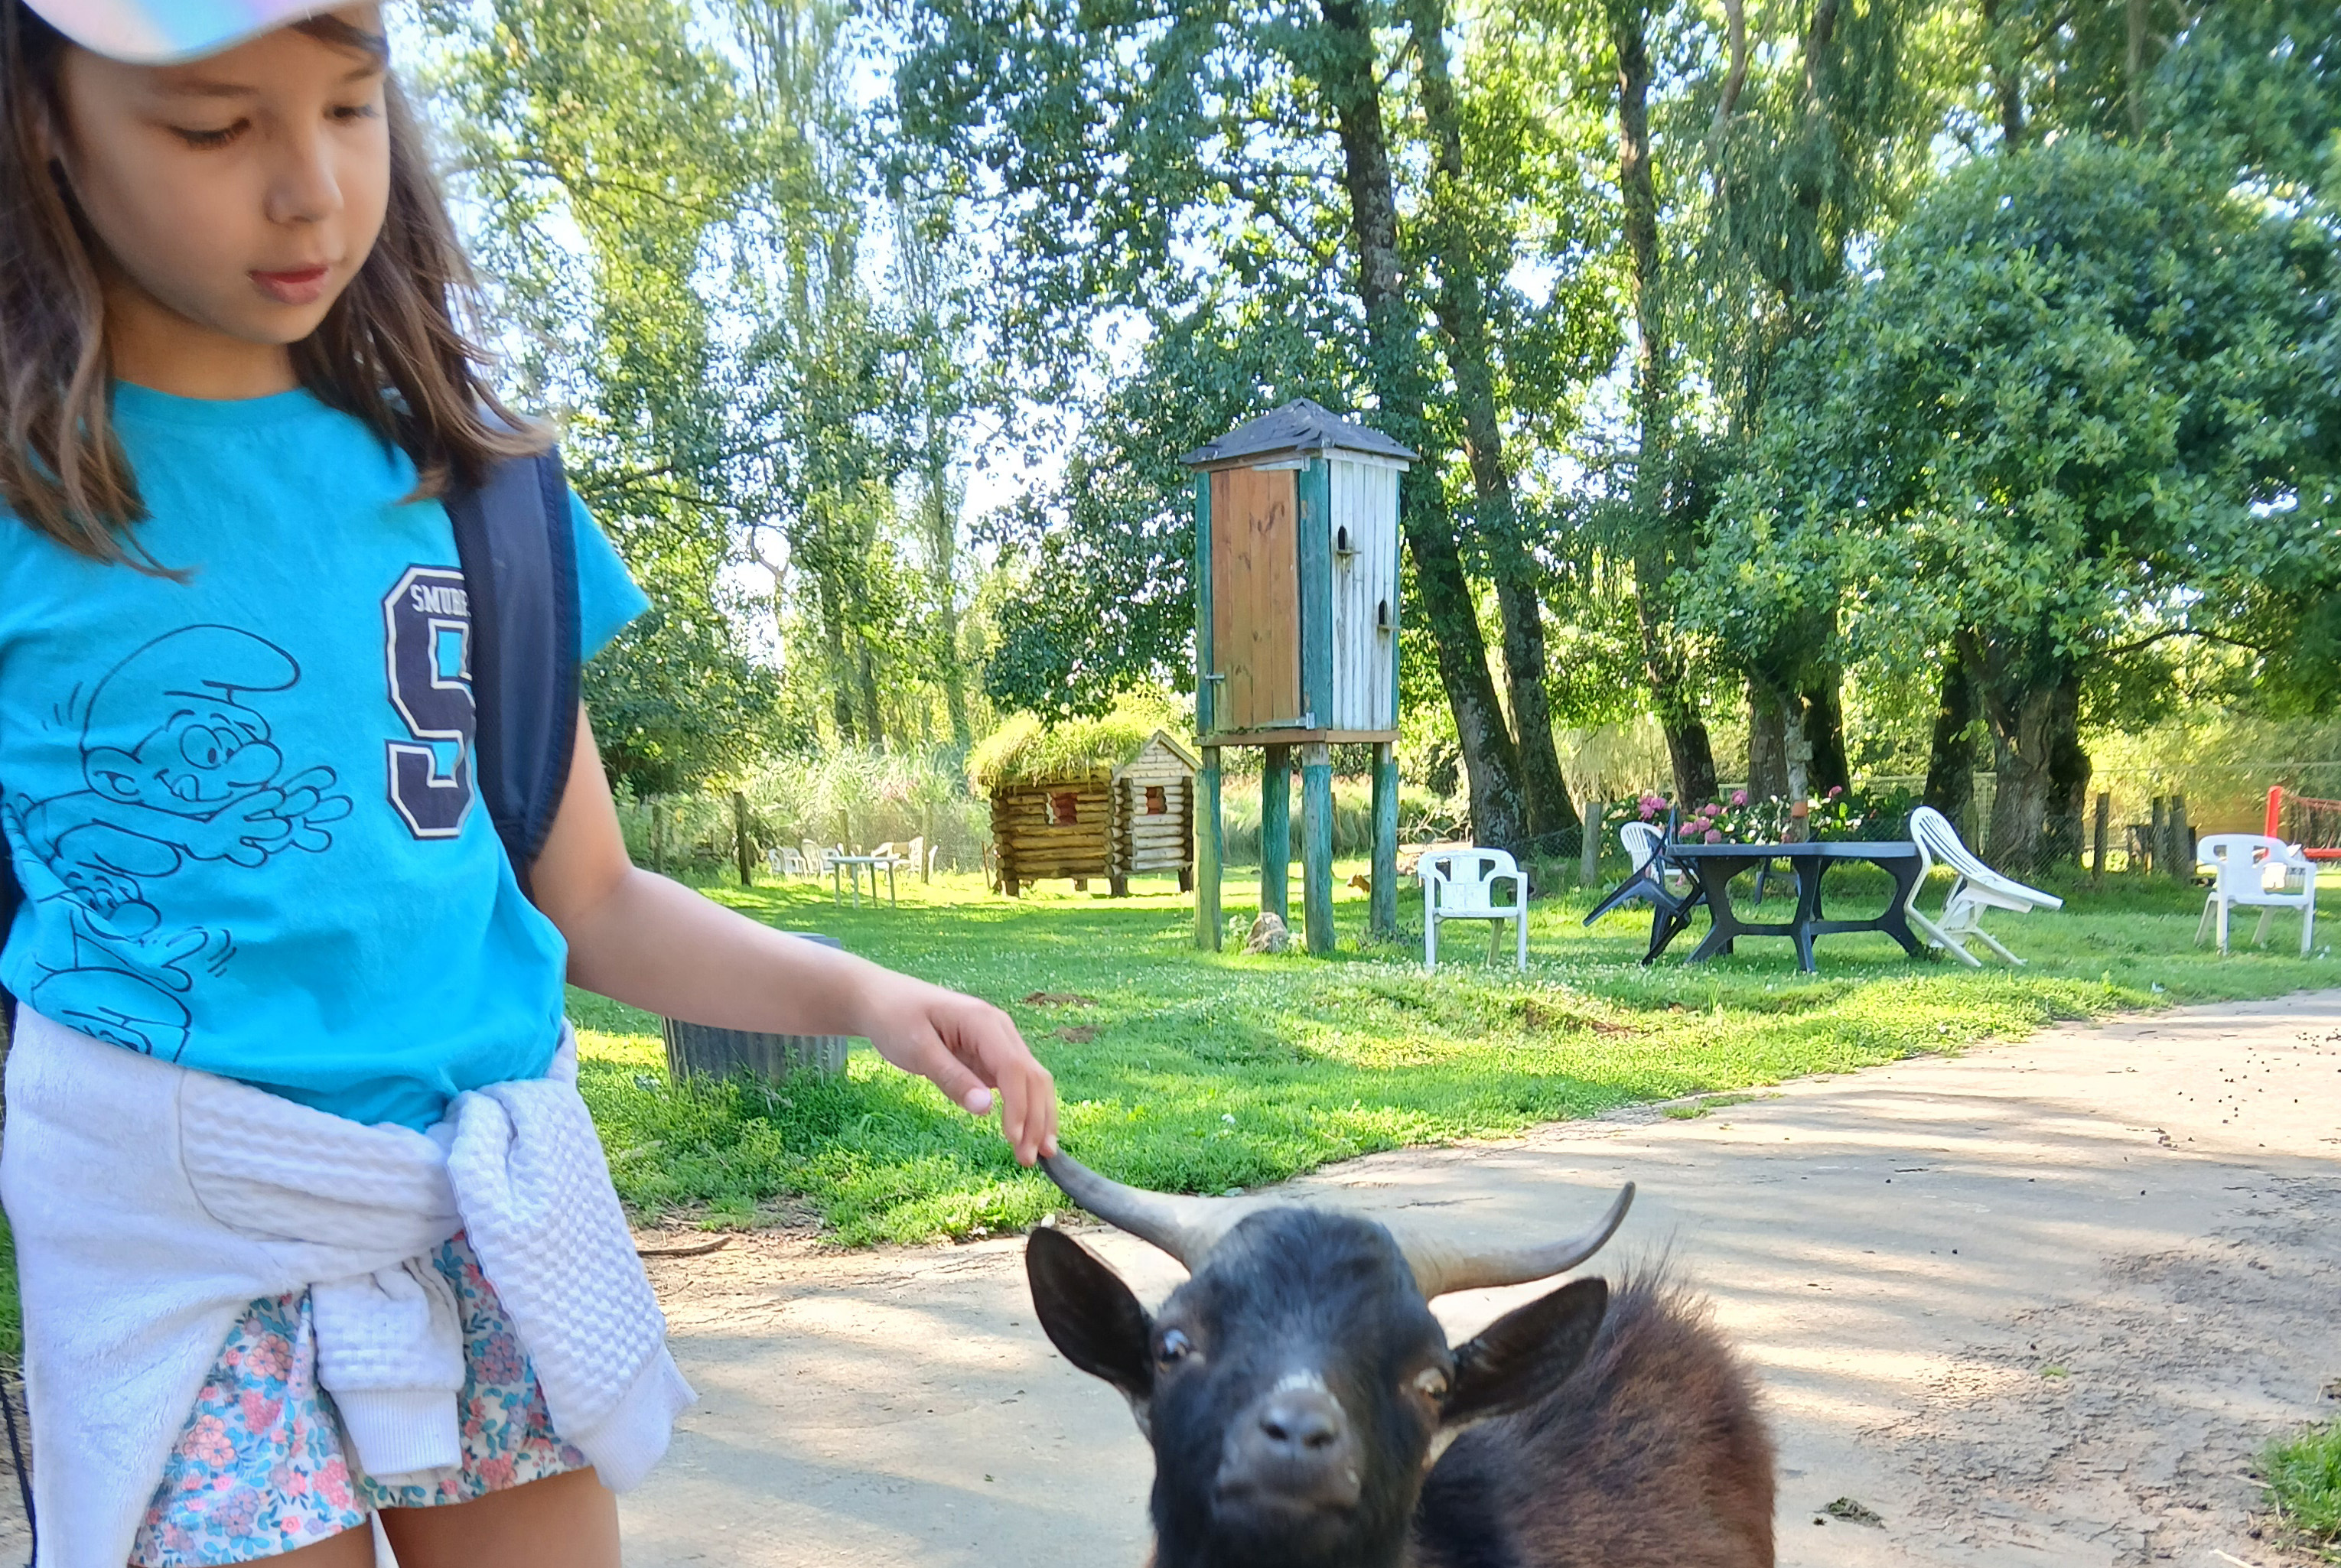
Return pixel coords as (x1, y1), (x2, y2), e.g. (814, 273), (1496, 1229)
(855, 974), (1059, 1166)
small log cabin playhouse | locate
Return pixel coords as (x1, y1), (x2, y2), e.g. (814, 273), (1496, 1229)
(986, 729), (1199, 898)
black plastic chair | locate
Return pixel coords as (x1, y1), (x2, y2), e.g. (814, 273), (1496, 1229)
(1584, 821), (1708, 964)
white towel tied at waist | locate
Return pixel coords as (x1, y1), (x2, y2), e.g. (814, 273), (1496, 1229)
(0, 1009), (695, 1568)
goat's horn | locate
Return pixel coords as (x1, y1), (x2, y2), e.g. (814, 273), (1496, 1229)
(1039, 1151), (1275, 1268)
(1042, 1153), (1634, 1296)
(1389, 1183), (1635, 1299)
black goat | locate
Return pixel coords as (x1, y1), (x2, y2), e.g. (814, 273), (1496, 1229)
(1027, 1155), (1774, 1568)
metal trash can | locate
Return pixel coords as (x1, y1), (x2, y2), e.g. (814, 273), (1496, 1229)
(661, 933), (850, 1082)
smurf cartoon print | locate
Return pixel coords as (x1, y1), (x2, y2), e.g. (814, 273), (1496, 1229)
(2, 624), (351, 1059)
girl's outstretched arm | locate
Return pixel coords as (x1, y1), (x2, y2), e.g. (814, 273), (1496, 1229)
(529, 708), (1058, 1166)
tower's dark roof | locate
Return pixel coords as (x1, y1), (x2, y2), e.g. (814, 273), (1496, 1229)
(1180, 399), (1417, 467)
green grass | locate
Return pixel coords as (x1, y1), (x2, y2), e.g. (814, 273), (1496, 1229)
(2265, 1420), (2341, 1557)
(568, 860), (2335, 1246)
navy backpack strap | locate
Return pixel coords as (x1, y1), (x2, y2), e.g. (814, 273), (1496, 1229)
(444, 447), (582, 896)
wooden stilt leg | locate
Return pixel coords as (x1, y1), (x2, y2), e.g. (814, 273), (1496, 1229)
(1261, 744), (1291, 928)
(1302, 743), (1334, 955)
(1370, 742), (1398, 939)
(1197, 747), (1223, 950)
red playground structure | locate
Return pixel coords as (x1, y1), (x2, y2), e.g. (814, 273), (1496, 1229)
(2266, 786), (2341, 861)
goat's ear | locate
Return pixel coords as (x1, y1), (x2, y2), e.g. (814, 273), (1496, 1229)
(1027, 1225), (1154, 1402)
(1441, 1277), (1608, 1429)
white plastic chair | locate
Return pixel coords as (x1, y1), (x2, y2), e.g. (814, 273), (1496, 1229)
(1421, 847), (1529, 972)
(1904, 805), (2063, 966)
(2195, 834), (2317, 956)
(1620, 822), (1695, 895)
(766, 846), (808, 877)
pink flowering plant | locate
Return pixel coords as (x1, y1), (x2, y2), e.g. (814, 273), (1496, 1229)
(1601, 786), (1913, 850)
(1661, 786), (1883, 845)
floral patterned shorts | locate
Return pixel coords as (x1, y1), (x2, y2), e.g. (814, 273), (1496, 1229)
(132, 1233), (589, 1566)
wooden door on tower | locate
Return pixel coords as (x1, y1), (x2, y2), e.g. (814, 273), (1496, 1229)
(1209, 465), (1303, 730)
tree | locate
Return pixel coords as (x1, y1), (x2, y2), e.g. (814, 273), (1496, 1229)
(425, 0), (983, 776)
(420, 0), (792, 790)
(1698, 139), (2340, 864)
(893, 0), (1620, 849)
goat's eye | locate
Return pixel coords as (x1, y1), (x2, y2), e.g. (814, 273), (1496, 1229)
(1411, 1366), (1451, 1402)
(1157, 1329), (1194, 1367)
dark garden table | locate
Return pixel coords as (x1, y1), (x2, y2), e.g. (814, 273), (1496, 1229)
(1659, 841), (1927, 973)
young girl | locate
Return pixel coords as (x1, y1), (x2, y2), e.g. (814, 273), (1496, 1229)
(0, 4), (1059, 1564)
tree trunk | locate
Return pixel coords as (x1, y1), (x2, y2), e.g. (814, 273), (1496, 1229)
(1747, 678), (1789, 799)
(1405, 0), (1576, 847)
(923, 444), (972, 752)
(1980, 0), (2027, 148)
(1637, 555), (1720, 805)
(819, 575), (857, 746)
(2046, 669), (2091, 868)
(1800, 667), (1850, 797)
(1613, 0), (1718, 809)
(1923, 644), (1977, 832)
(855, 636), (883, 747)
(1318, 0), (1526, 851)
(1962, 629), (2066, 873)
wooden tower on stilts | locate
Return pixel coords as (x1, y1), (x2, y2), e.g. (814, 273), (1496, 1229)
(1184, 400), (1412, 954)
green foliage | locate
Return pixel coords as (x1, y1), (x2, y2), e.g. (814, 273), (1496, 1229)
(2151, 0), (2340, 197)
(418, 0), (789, 790)
(586, 605), (790, 795)
(418, 0), (988, 779)
(1696, 138), (2341, 678)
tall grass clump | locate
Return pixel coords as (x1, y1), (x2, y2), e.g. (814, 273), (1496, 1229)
(617, 747), (989, 874)
(2264, 1420), (2341, 1558)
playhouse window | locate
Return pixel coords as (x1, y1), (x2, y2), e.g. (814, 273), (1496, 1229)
(1048, 792), (1079, 825)
(1145, 786), (1167, 815)
(1334, 525), (1353, 555)
(1376, 597), (1391, 629)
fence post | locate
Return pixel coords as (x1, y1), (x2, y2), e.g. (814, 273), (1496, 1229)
(920, 802), (933, 883)
(734, 792), (754, 886)
(2168, 795), (2190, 882)
(1581, 803), (1600, 888)
(650, 802), (665, 875)
(2147, 797), (2165, 875)
(2092, 792), (2110, 884)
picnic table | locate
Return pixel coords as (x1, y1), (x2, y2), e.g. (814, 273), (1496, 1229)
(1656, 841), (1926, 972)
(1675, 847), (1929, 968)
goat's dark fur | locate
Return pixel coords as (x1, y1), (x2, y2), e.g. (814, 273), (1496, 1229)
(1413, 1272), (1776, 1567)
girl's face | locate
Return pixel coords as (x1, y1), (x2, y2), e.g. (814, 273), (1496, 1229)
(47, 8), (390, 382)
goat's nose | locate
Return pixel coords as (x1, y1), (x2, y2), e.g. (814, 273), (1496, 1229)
(1222, 1381), (1359, 1509)
(1257, 1390), (1345, 1457)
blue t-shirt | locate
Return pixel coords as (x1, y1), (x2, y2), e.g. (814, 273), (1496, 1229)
(0, 385), (648, 1129)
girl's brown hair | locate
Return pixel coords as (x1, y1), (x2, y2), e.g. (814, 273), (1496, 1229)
(0, 2), (542, 566)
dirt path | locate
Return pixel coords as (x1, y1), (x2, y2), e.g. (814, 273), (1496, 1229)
(620, 989), (2339, 1566)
